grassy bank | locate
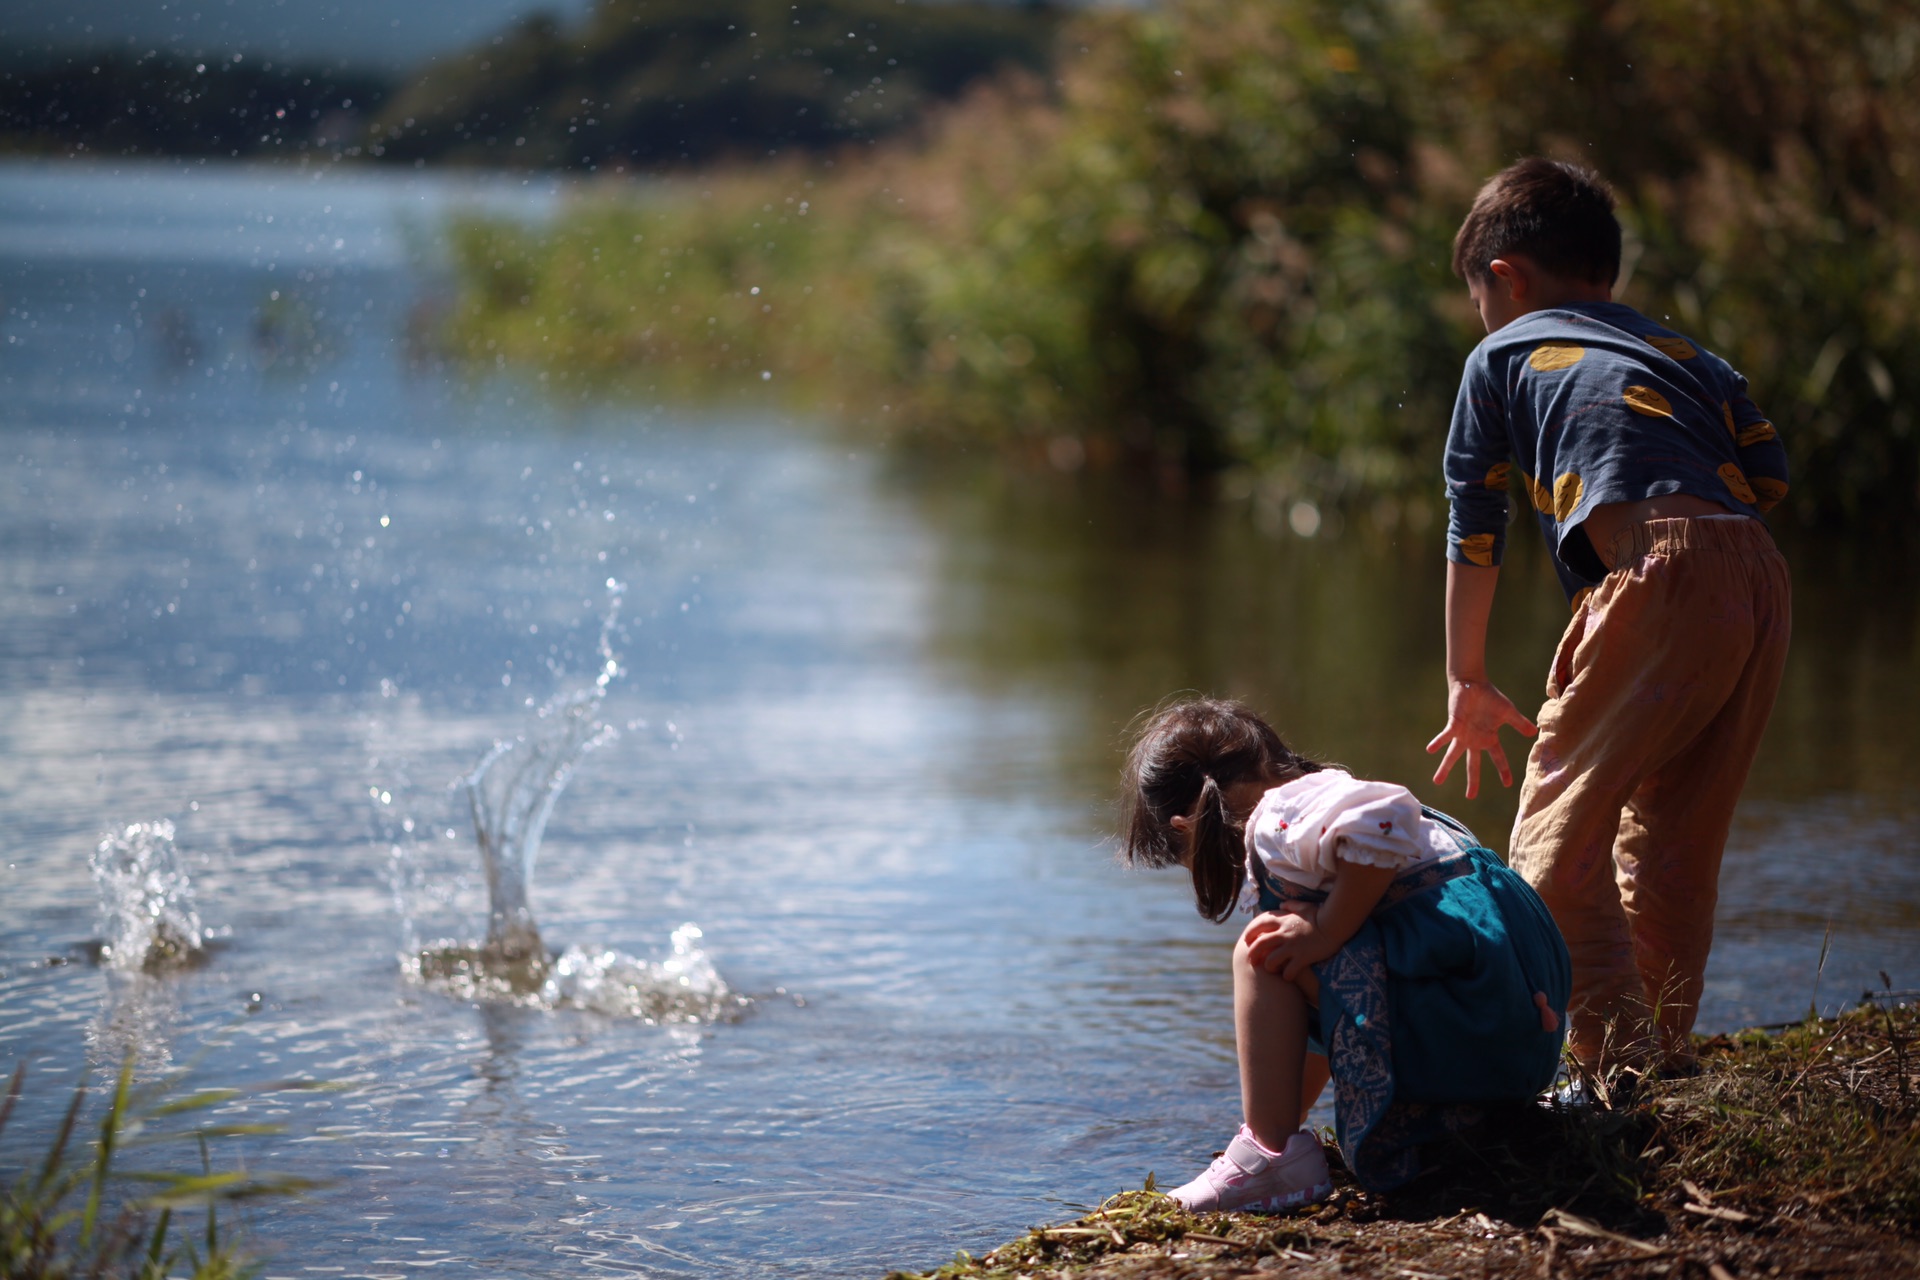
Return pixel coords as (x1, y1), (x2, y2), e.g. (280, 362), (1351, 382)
(879, 998), (1920, 1279)
(443, 0), (1920, 533)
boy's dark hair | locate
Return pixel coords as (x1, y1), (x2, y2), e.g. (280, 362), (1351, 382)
(1452, 157), (1621, 287)
(1120, 698), (1322, 922)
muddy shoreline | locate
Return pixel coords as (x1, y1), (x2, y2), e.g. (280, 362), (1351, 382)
(883, 1000), (1920, 1279)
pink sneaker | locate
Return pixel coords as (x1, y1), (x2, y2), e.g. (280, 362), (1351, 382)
(1168, 1126), (1333, 1213)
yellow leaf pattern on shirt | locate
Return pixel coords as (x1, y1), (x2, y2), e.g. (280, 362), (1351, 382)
(1456, 532), (1497, 566)
(1718, 463), (1758, 505)
(1624, 385), (1674, 417)
(1523, 470), (1554, 514)
(1521, 470), (1584, 522)
(1752, 476), (1788, 512)
(1485, 461), (1511, 488)
(1645, 335), (1698, 360)
(1528, 342), (1586, 372)
(1736, 421), (1778, 447)
(1553, 473), (1584, 522)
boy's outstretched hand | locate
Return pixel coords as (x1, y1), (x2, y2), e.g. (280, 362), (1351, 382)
(1426, 678), (1537, 799)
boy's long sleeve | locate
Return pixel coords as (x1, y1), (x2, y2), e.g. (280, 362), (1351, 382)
(1725, 384), (1789, 511)
(1444, 356), (1512, 568)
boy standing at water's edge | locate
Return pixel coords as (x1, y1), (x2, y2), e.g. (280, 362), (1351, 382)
(1424, 158), (1792, 1073)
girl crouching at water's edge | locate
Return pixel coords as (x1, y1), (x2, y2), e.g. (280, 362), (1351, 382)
(1121, 698), (1571, 1211)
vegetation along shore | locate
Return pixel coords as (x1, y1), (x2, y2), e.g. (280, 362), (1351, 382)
(880, 997), (1920, 1280)
(441, 0), (1920, 535)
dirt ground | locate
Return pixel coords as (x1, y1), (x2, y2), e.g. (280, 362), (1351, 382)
(883, 1000), (1920, 1280)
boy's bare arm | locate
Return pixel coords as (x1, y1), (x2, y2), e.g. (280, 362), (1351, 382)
(1427, 561), (1536, 798)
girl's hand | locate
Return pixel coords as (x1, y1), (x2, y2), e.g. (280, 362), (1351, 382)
(1240, 910), (1336, 981)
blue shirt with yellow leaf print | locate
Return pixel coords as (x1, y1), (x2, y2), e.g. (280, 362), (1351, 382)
(1444, 300), (1789, 602)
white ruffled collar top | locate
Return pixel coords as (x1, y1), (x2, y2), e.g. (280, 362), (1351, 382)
(1239, 768), (1458, 909)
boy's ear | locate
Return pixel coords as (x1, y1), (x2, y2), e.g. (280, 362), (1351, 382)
(1169, 814), (1193, 833)
(1488, 257), (1528, 301)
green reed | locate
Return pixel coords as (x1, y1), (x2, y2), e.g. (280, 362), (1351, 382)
(0, 1058), (327, 1280)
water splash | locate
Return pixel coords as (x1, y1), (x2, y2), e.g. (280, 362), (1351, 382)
(462, 683), (619, 976)
(91, 820), (206, 972)
(407, 582), (745, 1023)
(413, 924), (742, 1023)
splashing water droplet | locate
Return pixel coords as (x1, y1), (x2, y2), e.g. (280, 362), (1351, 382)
(91, 820), (206, 972)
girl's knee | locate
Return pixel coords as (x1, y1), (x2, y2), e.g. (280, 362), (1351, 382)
(1232, 934), (1312, 1001)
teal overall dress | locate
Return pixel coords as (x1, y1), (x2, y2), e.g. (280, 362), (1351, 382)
(1251, 808), (1571, 1191)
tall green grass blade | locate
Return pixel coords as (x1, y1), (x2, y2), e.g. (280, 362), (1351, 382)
(0, 1061), (23, 1142)
(81, 1055), (136, 1248)
(35, 1080), (85, 1194)
(1810, 917), (1836, 1020)
(148, 1204), (174, 1270)
(201, 1134), (218, 1256)
(149, 1090), (244, 1116)
(127, 1124), (285, 1147)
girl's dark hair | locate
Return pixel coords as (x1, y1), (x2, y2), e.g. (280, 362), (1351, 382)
(1120, 698), (1322, 922)
(1451, 157), (1621, 287)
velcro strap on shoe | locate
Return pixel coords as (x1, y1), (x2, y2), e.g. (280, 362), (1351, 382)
(1224, 1132), (1271, 1175)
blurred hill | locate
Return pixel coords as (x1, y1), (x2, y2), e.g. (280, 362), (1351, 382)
(0, 0), (1061, 169)
(0, 0), (597, 75)
(364, 0), (1061, 170)
(0, 50), (389, 160)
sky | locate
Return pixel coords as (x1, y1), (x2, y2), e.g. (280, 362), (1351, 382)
(0, 0), (600, 72)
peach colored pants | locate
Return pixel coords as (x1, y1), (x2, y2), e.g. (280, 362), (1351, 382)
(1510, 517), (1791, 1069)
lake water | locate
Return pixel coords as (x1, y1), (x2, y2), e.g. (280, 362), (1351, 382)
(2, 158), (1916, 1278)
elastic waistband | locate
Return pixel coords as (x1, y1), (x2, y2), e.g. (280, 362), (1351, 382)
(1604, 515), (1776, 568)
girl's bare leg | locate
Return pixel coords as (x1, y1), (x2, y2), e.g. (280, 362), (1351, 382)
(1233, 930), (1311, 1152)
(1290, 971), (1330, 1120)
(1301, 1051), (1330, 1119)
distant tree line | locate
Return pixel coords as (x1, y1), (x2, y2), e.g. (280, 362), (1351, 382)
(0, 50), (388, 160)
(366, 0), (1061, 170)
(0, 0), (1060, 169)
(442, 0), (1920, 534)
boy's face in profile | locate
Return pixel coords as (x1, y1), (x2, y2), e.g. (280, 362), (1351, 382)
(1467, 262), (1528, 334)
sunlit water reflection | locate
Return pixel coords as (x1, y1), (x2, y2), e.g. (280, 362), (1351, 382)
(0, 159), (1915, 1278)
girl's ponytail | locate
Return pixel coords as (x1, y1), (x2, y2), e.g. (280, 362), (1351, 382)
(1184, 775), (1243, 923)
(1119, 697), (1322, 921)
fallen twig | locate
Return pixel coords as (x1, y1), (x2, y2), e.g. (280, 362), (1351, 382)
(1540, 1208), (1664, 1255)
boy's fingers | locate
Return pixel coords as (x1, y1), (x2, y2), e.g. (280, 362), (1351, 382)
(1431, 739), (1462, 785)
(1424, 725), (1451, 754)
(1464, 750), (1480, 800)
(1492, 742), (1513, 788)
